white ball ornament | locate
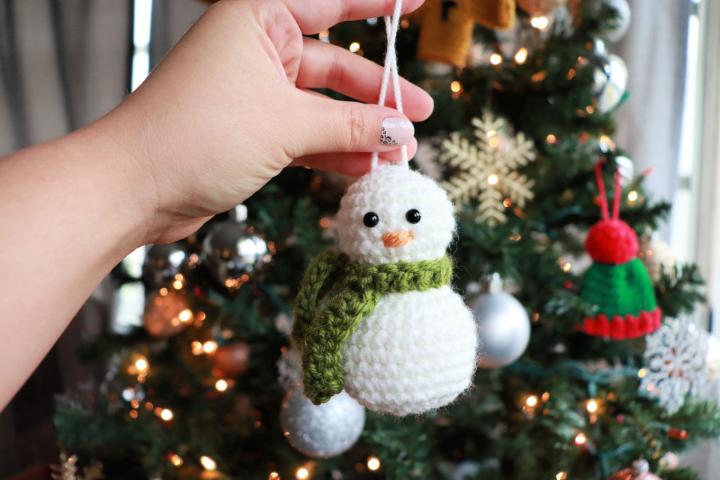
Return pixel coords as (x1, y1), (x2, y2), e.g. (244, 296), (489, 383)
(294, 165), (478, 416)
(280, 388), (365, 459)
(474, 276), (531, 368)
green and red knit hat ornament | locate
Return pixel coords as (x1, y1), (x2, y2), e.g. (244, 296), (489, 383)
(580, 161), (661, 340)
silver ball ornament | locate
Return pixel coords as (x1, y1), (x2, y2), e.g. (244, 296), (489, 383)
(280, 388), (365, 459)
(593, 53), (628, 113)
(142, 243), (187, 288)
(615, 155), (634, 184)
(473, 283), (531, 368)
(202, 209), (271, 288)
(601, 0), (631, 43)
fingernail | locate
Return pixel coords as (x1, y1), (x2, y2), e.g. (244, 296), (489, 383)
(380, 118), (414, 146)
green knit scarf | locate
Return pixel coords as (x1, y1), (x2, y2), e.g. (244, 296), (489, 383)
(292, 250), (453, 404)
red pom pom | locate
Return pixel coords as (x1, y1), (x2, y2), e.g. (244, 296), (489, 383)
(585, 219), (639, 264)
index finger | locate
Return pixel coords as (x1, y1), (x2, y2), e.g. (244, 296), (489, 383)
(282, 0), (425, 34)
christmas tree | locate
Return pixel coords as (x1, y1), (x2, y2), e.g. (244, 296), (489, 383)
(55, 1), (720, 479)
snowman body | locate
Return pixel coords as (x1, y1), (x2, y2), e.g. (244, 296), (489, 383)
(334, 165), (478, 415)
(343, 285), (477, 416)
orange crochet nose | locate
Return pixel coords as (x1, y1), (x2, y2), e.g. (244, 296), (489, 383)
(382, 230), (415, 248)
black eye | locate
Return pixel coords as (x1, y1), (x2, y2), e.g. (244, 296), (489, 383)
(363, 212), (379, 228)
(405, 209), (421, 224)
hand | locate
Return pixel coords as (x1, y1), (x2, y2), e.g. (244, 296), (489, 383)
(103, 0), (433, 244)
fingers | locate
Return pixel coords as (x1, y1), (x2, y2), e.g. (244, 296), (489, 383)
(293, 138), (418, 177)
(281, 0), (425, 34)
(297, 38), (433, 122)
(290, 91), (416, 156)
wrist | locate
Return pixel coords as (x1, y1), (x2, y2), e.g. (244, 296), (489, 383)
(70, 114), (160, 250)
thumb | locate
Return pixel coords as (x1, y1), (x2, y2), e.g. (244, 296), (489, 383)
(289, 92), (415, 156)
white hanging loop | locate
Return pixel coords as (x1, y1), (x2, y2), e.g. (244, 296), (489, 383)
(371, 0), (409, 170)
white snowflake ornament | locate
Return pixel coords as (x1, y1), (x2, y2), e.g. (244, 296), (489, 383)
(439, 110), (536, 225)
(640, 319), (708, 414)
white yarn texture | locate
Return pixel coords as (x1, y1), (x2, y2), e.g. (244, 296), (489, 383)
(336, 165), (456, 265)
(343, 286), (477, 416)
(336, 165), (477, 416)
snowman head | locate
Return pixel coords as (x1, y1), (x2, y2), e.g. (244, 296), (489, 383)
(336, 165), (456, 265)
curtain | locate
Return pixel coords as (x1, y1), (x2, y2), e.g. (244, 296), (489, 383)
(614, 0), (691, 239)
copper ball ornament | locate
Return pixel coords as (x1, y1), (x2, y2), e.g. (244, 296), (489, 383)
(213, 342), (251, 376)
(143, 290), (192, 337)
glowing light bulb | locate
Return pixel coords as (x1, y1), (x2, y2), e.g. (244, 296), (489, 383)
(556, 472), (568, 480)
(128, 354), (150, 377)
(349, 42), (361, 53)
(159, 408), (174, 421)
(628, 190), (639, 202)
(638, 368), (648, 378)
(295, 467), (310, 480)
(203, 340), (219, 354)
(169, 453), (183, 467)
(178, 308), (193, 323)
(268, 473), (281, 480)
(215, 379), (229, 392)
(200, 456), (217, 471)
(530, 16), (549, 30)
(546, 133), (557, 144)
(490, 53), (503, 65)
(450, 80), (463, 94)
(514, 47), (528, 64)
(487, 174), (499, 185)
(367, 456), (381, 471)
(586, 399), (599, 414)
(136, 357), (149, 371)
(525, 395), (539, 408)
(574, 432), (588, 446)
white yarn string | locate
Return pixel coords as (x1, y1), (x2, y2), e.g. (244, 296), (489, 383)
(370, 0), (409, 170)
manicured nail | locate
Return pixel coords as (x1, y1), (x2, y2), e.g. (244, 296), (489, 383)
(380, 118), (414, 146)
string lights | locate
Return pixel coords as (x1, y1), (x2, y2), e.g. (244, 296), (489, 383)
(367, 456), (381, 472)
(200, 455), (218, 471)
(172, 273), (185, 290)
(127, 353), (150, 382)
(169, 453), (183, 467)
(514, 48), (528, 64)
(158, 408), (174, 422)
(192, 340), (219, 356)
(530, 15), (550, 30)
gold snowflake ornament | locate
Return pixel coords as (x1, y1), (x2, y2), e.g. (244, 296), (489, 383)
(51, 451), (104, 480)
(439, 111), (536, 225)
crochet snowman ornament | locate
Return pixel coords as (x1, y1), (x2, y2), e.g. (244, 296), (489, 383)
(292, 165), (477, 416)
